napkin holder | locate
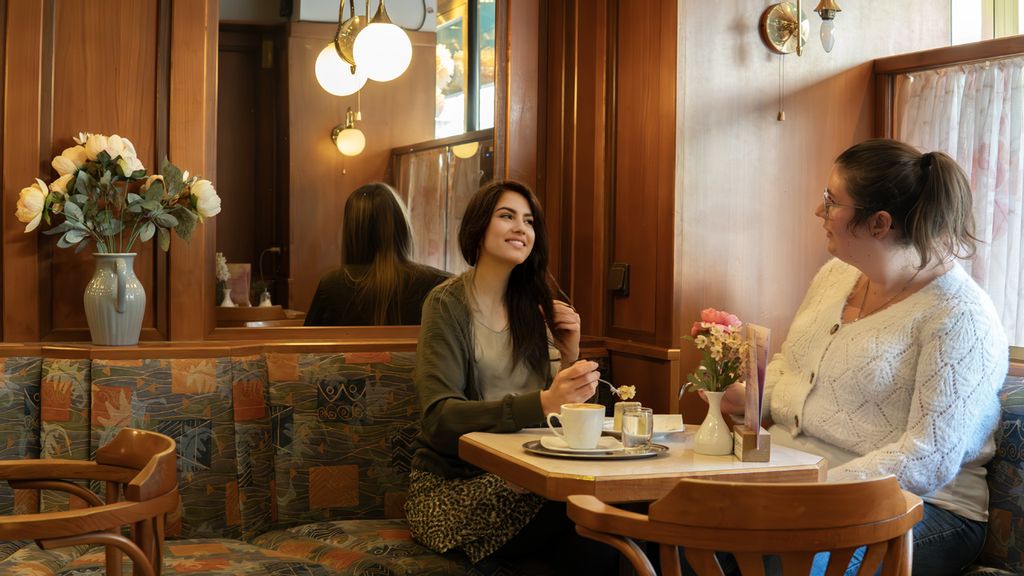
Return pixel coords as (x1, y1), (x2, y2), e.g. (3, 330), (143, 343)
(732, 424), (770, 462)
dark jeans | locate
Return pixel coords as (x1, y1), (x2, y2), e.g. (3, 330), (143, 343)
(684, 502), (985, 576)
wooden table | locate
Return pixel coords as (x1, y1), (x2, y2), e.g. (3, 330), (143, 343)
(459, 426), (827, 503)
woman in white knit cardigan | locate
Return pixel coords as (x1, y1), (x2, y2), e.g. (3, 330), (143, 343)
(717, 139), (1008, 576)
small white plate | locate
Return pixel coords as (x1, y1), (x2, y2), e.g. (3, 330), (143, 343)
(602, 414), (687, 440)
(540, 435), (623, 453)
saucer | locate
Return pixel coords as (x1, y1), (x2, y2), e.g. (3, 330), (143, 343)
(540, 435), (623, 453)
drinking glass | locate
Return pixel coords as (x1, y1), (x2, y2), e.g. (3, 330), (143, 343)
(621, 407), (653, 452)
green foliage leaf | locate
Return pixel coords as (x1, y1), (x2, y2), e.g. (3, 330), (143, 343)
(173, 207), (198, 240)
(144, 180), (164, 202)
(42, 221), (72, 236)
(161, 160), (185, 196)
(73, 238), (91, 254)
(138, 221), (156, 242)
(157, 227), (170, 251)
(141, 199), (161, 211)
(97, 218), (123, 237)
(127, 193), (142, 204)
(97, 150), (111, 164)
(63, 200), (84, 221)
(129, 169), (146, 180)
(58, 229), (87, 248)
(154, 213), (178, 228)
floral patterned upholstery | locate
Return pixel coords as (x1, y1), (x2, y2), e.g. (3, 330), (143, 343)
(267, 352), (419, 528)
(0, 357), (43, 518)
(974, 374), (1024, 573)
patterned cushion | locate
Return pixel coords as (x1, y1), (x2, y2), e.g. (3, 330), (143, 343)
(978, 375), (1024, 573)
(0, 542), (88, 576)
(267, 352), (420, 528)
(230, 354), (276, 540)
(0, 357), (43, 516)
(89, 358), (243, 539)
(39, 358), (92, 513)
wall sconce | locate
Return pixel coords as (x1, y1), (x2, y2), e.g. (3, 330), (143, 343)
(353, 1), (413, 82)
(332, 107), (366, 156)
(315, 44), (367, 96)
(759, 0), (842, 55)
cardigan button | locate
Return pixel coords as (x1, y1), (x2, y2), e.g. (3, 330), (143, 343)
(829, 323), (839, 335)
(794, 415), (799, 427)
(809, 372), (815, 383)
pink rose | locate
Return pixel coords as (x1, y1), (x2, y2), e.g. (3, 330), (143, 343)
(699, 308), (742, 331)
(690, 321), (704, 337)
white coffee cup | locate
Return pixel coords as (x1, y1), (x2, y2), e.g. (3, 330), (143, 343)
(546, 403), (606, 449)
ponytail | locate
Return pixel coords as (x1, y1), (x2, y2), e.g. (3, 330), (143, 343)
(835, 139), (978, 269)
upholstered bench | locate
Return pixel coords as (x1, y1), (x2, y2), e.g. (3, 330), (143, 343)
(0, 343), (607, 576)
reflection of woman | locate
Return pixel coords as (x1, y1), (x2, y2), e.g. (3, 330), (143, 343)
(304, 182), (449, 326)
(405, 180), (609, 571)
(716, 139), (1007, 576)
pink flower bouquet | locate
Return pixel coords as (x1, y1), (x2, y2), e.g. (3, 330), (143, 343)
(685, 308), (749, 393)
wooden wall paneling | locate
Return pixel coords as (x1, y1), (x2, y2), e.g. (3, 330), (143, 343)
(541, 1), (571, 305)
(607, 0), (676, 344)
(0, 0), (5, 338)
(2, 0), (44, 342)
(169, 0), (218, 340)
(501, 0), (540, 191)
(285, 24), (435, 314)
(569, 0), (612, 337)
(47, 0), (160, 342)
(674, 2), (950, 413)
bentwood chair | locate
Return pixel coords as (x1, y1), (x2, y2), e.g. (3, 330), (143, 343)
(567, 475), (923, 576)
(0, 428), (178, 576)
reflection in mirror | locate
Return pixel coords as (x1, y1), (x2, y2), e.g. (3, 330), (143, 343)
(215, 0), (501, 327)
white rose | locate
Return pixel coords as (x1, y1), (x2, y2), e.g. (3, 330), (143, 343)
(84, 134), (108, 161)
(73, 132), (93, 146)
(51, 146), (86, 176)
(49, 173), (73, 194)
(191, 179), (221, 218)
(15, 179), (48, 232)
(105, 134), (127, 159)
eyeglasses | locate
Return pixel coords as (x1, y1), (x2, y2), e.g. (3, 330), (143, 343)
(822, 189), (861, 217)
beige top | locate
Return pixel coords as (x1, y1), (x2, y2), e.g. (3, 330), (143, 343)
(472, 314), (543, 401)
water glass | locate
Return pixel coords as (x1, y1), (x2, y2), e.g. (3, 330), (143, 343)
(621, 407), (653, 452)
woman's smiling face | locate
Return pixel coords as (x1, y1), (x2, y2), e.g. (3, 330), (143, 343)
(479, 190), (535, 267)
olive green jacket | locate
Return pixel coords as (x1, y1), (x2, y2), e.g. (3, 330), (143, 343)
(411, 273), (550, 478)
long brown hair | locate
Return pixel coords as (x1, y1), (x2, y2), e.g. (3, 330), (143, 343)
(835, 138), (978, 269)
(458, 180), (555, 377)
(342, 182), (414, 324)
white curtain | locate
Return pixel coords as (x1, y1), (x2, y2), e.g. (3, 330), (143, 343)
(896, 57), (1024, 345)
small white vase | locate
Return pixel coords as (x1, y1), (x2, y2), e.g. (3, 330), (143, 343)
(694, 391), (734, 456)
(220, 287), (236, 307)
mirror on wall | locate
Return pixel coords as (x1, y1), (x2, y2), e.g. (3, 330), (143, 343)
(215, 0), (501, 326)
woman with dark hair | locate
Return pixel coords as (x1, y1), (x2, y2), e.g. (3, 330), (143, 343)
(405, 180), (608, 571)
(713, 139), (1007, 575)
(304, 182), (449, 326)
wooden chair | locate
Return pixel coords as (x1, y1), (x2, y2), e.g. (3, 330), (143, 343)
(0, 428), (178, 576)
(567, 475), (924, 576)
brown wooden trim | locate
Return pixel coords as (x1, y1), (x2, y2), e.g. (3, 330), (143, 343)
(168, 0), (217, 340)
(206, 325), (420, 341)
(0, 0), (4, 339)
(601, 337), (679, 361)
(874, 35), (1024, 74)
(390, 128), (494, 157)
(494, 0), (509, 178)
(3, 0), (44, 342)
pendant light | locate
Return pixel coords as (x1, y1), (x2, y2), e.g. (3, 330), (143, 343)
(315, 43), (366, 96)
(353, 1), (412, 82)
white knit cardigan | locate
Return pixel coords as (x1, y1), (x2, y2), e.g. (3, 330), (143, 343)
(765, 258), (1008, 520)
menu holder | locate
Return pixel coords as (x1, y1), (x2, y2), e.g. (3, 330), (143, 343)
(733, 323), (771, 461)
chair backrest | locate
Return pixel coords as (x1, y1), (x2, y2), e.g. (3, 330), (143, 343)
(568, 475), (923, 576)
(0, 428), (179, 576)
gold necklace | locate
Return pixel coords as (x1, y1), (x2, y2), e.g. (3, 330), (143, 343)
(855, 269), (922, 322)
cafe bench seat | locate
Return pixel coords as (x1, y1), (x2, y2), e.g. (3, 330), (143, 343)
(0, 342), (586, 576)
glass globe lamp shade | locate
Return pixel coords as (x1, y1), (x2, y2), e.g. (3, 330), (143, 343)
(335, 128), (366, 156)
(315, 44), (367, 96)
(353, 23), (412, 82)
(451, 142), (480, 159)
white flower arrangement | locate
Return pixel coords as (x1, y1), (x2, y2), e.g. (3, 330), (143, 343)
(15, 132), (221, 253)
